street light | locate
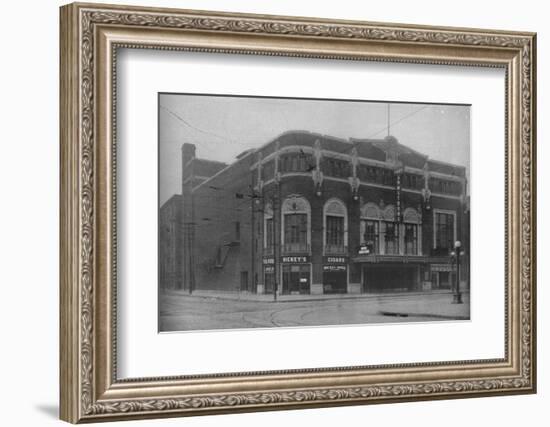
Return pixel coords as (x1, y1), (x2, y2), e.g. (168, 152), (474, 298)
(450, 240), (464, 304)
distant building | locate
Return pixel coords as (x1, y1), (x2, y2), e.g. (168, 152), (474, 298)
(159, 194), (183, 290)
(177, 131), (469, 295)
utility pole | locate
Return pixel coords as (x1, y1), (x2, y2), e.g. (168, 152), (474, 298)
(250, 183), (256, 294)
(274, 182), (282, 301)
(451, 240), (464, 304)
(272, 190), (278, 301)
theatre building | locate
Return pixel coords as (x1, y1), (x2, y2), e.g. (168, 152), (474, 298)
(178, 130), (469, 295)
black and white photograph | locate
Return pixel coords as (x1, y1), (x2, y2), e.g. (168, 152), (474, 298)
(158, 93), (471, 332)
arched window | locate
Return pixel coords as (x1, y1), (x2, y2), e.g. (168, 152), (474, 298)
(281, 195), (311, 253)
(360, 203), (380, 254)
(324, 198), (348, 255)
(381, 205), (398, 255)
(403, 207), (421, 255)
(361, 202), (380, 220)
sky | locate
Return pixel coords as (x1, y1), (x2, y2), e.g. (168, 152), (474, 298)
(159, 93), (470, 205)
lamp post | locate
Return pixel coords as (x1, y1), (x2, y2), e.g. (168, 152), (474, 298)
(450, 240), (464, 304)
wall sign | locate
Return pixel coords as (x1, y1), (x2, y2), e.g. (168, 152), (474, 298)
(282, 256), (310, 263)
(323, 256), (348, 264)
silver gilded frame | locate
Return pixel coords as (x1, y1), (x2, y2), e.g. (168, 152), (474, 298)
(60, 2), (536, 423)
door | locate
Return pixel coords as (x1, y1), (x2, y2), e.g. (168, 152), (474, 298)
(282, 265), (310, 294)
(323, 270), (347, 294)
(438, 272), (451, 289)
(363, 266), (416, 292)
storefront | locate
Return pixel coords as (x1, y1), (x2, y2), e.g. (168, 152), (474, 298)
(430, 263), (456, 290)
(281, 256), (311, 294)
(322, 256), (348, 294)
(263, 257), (275, 293)
(362, 264), (419, 293)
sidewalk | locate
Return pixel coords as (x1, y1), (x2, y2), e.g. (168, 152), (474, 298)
(377, 293), (470, 320)
(163, 287), (468, 306)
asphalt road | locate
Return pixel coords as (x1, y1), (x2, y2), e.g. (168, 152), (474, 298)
(159, 292), (469, 332)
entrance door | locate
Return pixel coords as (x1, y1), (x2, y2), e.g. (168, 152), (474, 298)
(282, 265), (310, 294)
(437, 272), (451, 289)
(323, 270), (347, 294)
(362, 266), (417, 292)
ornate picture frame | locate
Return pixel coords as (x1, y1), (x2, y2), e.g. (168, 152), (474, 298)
(60, 2), (536, 423)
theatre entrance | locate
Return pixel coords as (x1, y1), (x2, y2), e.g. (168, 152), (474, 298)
(362, 265), (418, 293)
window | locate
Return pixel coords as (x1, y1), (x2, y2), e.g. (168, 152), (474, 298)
(282, 196), (310, 253)
(323, 157), (350, 178)
(324, 199), (347, 254)
(261, 160), (275, 180)
(326, 216), (345, 246)
(383, 221), (399, 254)
(279, 153), (314, 173)
(265, 218), (274, 249)
(402, 173), (423, 190)
(435, 212), (455, 252)
(284, 213), (308, 245)
(360, 219), (379, 254)
(282, 264), (310, 294)
(404, 223), (418, 255)
(429, 177), (462, 195)
(358, 165), (393, 185)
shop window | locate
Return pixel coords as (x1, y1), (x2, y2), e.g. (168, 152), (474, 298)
(264, 266), (275, 293)
(282, 264), (310, 294)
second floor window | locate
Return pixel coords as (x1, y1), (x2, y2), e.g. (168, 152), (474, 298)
(404, 223), (418, 255)
(284, 213), (308, 245)
(383, 221), (399, 254)
(326, 215), (345, 247)
(435, 212), (455, 253)
(265, 218), (274, 248)
(360, 219), (379, 254)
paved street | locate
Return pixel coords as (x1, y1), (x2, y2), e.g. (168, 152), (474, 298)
(159, 290), (470, 332)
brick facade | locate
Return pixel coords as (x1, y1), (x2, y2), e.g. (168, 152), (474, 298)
(171, 131), (469, 295)
(159, 194), (183, 290)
